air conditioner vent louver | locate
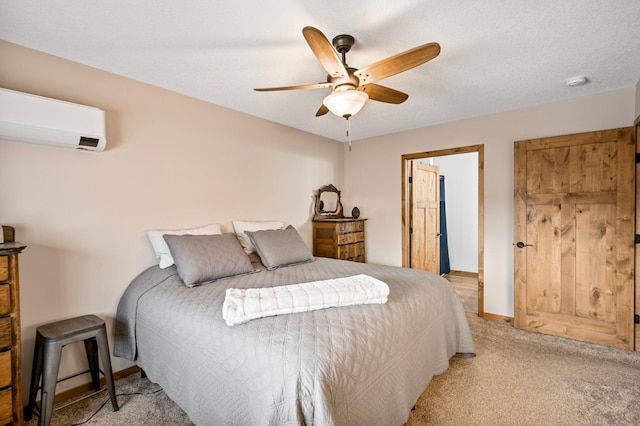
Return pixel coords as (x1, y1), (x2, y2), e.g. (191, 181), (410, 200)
(79, 136), (100, 148)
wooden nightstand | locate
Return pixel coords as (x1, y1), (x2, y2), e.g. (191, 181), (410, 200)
(0, 226), (26, 426)
(313, 218), (366, 262)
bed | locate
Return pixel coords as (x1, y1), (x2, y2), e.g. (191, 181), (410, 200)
(114, 225), (474, 425)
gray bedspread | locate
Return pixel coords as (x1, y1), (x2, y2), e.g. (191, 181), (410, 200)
(115, 257), (474, 425)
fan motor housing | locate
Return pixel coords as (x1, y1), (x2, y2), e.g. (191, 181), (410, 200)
(332, 34), (355, 54)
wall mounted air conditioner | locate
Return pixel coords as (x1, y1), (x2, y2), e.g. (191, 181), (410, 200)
(0, 88), (106, 151)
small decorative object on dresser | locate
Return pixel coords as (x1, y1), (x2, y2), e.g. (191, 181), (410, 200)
(351, 207), (360, 219)
(0, 225), (26, 426)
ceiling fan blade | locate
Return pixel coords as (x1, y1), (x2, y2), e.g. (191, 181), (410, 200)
(354, 42), (440, 85)
(315, 104), (329, 117)
(254, 82), (332, 92)
(358, 84), (408, 104)
(302, 26), (349, 80)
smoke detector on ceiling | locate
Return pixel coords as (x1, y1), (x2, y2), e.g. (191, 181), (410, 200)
(565, 75), (588, 87)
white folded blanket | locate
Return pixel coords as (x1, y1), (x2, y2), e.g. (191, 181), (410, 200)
(222, 274), (389, 326)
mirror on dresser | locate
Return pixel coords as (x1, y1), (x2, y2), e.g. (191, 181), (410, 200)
(313, 184), (344, 220)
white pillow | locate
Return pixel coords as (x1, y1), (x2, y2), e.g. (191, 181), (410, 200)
(146, 224), (223, 269)
(232, 220), (285, 254)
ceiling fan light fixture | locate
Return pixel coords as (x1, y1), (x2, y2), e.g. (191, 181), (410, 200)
(323, 90), (369, 118)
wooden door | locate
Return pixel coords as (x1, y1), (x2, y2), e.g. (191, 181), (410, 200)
(410, 161), (440, 273)
(514, 128), (635, 349)
(636, 122), (640, 352)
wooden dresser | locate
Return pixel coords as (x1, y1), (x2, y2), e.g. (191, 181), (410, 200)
(313, 218), (366, 262)
(0, 226), (25, 426)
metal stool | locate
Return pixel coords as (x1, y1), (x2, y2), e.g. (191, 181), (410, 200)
(25, 315), (119, 425)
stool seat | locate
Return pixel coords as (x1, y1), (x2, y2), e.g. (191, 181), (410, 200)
(37, 314), (105, 340)
(25, 314), (119, 426)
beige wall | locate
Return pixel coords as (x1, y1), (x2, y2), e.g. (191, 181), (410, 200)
(0, 41), (344, 392)
(344, 88), (636, 317)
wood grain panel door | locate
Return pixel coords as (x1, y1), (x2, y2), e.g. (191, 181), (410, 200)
(514, 128), (635, 349)
(410, 161), (440, 273)
(636, 121), (640, 352)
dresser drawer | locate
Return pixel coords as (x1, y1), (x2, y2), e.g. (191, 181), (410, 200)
(0, 317), (11, 349)
(337, 222), (356, 234)
(337, 233), (349, 245)
(337, 221), (365, 234)
(337, 232), (365, 245)
(337, 233), (354, 245)
(337, 244), (354, 259)
(337, 242), (365, 260)
(0, 285), (9, 316)
(0, 387), (11, 426)
(0, 351), (11, 388)
(0, 256), (7, 281)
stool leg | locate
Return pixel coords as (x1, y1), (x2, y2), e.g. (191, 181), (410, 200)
(96, 329), (119, 411)
(84, 337), (101, 391)
(25, 338), (44, 421)
(40, 342), (63, 426)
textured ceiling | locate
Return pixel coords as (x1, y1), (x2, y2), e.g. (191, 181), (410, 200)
(1, 0), (639, 142)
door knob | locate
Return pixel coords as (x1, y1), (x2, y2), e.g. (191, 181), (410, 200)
(516, 241), (533, 248)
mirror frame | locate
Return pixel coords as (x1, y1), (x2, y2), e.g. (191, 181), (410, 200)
(314, 184), (344, 220)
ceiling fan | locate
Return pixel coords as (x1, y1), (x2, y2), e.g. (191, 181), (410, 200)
(254, 26), (441, 119)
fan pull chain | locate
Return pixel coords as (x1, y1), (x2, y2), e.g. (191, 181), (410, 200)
(345, 114), (352, 152)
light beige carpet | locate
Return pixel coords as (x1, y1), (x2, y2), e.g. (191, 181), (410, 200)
(406, 315), (640, 425)
(28, 314), (640, 425)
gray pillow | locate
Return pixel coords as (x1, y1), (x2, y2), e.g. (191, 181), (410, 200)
(163, 233), (256, 287)
(245, 225), (314, 270)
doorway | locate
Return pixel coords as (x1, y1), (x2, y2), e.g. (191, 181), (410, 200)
(402, 145), (485, 317)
